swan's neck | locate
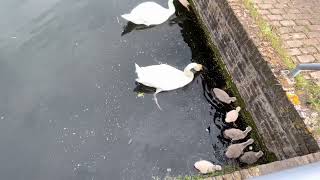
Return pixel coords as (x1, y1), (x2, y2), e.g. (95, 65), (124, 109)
(243, 127), (251, 134)
(242, 140), (252, 147)
(168, 0), (175, 14)
(184, 64), (196, 78)
(256, 151), (263, 158)
(184, 71), (194, 78)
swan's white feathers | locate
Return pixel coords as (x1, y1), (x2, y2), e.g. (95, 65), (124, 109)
(135, 64), (193, 91)
(121, 1), (175, 26)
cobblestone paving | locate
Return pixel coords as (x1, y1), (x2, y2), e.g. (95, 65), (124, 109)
(254, 0), (320, 83)
(226, 0), (320, 146)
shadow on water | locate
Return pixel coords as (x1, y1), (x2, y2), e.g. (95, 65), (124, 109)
(121, 15), (182, 36)
(121, 22), (156, 36)
(174, 3), (244, 167)
(168, 15), (189, 26)
(133, 71), (203, 95)
(133, 82), (156, 94)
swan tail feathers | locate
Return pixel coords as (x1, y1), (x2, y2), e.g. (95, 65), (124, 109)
(135, 63), (142, 74)
(121, 14), (131, 21)
(134, 63), (141, 70)
(135, 63), (144, 82)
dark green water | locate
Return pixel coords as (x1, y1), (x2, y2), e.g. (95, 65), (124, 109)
(0, 0), (240, 179)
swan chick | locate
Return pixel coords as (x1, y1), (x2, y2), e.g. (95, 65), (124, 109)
(225, 138), (254, 158)
(223, 126), (252, 141)
(225, 106), (241, 123)
(240, 151), (264, 164)
(194, 160), (222, 174)
(178, 0), (190, 10)
(212, 88), (236, 104)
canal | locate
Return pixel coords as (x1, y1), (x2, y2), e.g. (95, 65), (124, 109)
(0, 0), (237, 179)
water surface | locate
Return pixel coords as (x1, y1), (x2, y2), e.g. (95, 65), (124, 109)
(0, 0), (233, 179)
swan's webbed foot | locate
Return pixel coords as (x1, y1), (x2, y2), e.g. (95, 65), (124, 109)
(153, 89), (162, 111)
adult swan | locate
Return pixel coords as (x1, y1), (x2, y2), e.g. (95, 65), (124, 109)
(135, 63), (203, 110)
(121, 0), (176, 26)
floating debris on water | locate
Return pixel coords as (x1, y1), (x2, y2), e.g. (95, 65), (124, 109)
(116, 16), (120, 24)
(206, 126), (210, 133)
(137, 92), (144, 97)
(83, 108), (89, 112)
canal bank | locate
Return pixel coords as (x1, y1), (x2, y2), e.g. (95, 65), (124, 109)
(191, 0), (319, 161)
(0, 0), (268, 179)
(0, 0), (318, 179)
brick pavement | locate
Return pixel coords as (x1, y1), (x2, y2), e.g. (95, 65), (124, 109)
(225, 0), (320, 145)
(254, 0), (320, 82)
(236, 0), (320, 143)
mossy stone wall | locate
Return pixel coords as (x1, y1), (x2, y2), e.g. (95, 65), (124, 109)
(192, 0), (319, 159)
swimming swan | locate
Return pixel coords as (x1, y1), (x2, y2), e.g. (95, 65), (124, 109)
(135, 63), (203, 109)
(121, 0), (176, 26)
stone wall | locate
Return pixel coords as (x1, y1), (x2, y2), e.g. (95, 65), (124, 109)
(192, 0), (319, 159)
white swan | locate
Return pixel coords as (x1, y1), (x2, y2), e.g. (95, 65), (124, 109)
(135, 63), (203, 109)
(121, 0), (176, 26)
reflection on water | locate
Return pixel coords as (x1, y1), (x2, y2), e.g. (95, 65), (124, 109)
(121, 16), (181, 36)
(121, 22), (155, 36)
(0, 0), (244, 179)
(134, 83), (156, 94)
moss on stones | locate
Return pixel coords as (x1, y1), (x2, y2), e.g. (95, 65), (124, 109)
(188, 0), (277, 164)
